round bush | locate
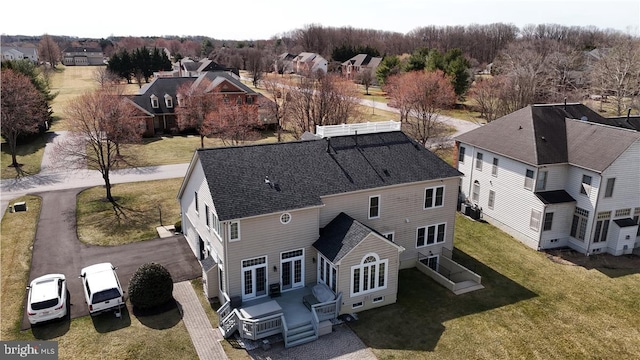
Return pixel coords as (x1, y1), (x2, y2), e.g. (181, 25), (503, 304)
(174, 219), (182, 233)
(128, 263), (174, 311)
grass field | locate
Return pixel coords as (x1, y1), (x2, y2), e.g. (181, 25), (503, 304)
(349, 214), (640, 360)
(76, 178), (183, 246)
(0, 194), (199, 359)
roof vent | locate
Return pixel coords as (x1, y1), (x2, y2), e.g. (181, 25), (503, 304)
(541, 136), (546, 141)
(580, 116), (588, 121)
(264, 176), (272, 188)
(518, 126), (523, 130)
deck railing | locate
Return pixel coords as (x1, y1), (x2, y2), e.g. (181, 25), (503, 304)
(311, 292), (342, 322)
(219, 309), (239, 338)
(240, 313), (283, 340)
(315, 120), (401, 138)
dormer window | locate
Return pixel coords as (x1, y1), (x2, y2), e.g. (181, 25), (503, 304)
(164, 94), (173, 108)
(150, 94), (159, 108)
(176, 93), (184, 107)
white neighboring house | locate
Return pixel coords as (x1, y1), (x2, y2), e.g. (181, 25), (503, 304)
(292, 52), (328, 74)
(455, 103), (640, 256)
(1, 45), (38, 62)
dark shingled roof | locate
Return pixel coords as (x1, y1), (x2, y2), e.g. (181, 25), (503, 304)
(128, 71), (256, 116)
(613, 218), (638, 228)
(456, 103), (640, 171)
(535, 190), (576, 204)
(313, 212), (380, 262)
(589, 115), (640, 132)
(197, 131), (462, 220)
(128, 77), (195, 115)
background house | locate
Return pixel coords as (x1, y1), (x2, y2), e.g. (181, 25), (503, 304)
(62, 47), (105, 65)
(341, 54), (382, 81)
(126, 71), (258, 136)
(1, 45), (38, 62)
(292, 52), (328, 74)
(455, 103), (640, 256)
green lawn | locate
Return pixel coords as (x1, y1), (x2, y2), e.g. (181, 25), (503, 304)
(76, 178), (183, 246)
(0, 195), (199, 360)
(349, 214), (640, 359)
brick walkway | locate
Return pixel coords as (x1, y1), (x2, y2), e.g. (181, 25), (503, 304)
(173, 281), (227, 360)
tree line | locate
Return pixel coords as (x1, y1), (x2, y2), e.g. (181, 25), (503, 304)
(106, 46), (172, 86)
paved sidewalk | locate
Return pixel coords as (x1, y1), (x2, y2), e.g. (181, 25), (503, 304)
(173, 281), (227, 360)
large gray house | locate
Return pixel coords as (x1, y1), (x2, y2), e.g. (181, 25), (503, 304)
(177, 123), (482, 347)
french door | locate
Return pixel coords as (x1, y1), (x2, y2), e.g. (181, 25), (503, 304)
(241, 257), (267, 300)
(281, 249), (304, 291)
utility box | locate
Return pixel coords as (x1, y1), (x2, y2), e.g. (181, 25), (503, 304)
(12, 201), (27, 212)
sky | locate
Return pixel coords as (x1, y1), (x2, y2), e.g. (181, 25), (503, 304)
(2, 0), (638, 40)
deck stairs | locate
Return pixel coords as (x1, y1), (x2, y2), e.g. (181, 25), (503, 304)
(284, 320), (317, 348)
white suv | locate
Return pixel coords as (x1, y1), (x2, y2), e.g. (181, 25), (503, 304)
(80, 263), (124, 315)
(27, 274), (68, 325)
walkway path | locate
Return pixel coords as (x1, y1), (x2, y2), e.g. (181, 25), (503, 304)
(173, 281), (227, 360)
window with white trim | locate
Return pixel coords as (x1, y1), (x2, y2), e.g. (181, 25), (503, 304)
(164, 94), (173, 108)
(382, 232), (394, 242)
(580, 175), (592, 196)
(280, 212), (291, 224)
(530, 209), (542, 231)
(615, 208), (631, 217)
(194, 191), (199, 213)
(205, 205), (210, 228)
(472, 181), (480, 203)
(351, 253), (387, 296)
(150, 94), (159, 108)
(536, 170), (548, 191)
(372, 296), (384, 303)
(416, 223), (446, 247)
(475, 152), (483, 171)
(369, 195), (380, 219)
(570, 207), (589, 241)
(594, 211), (610, 243)
(319, 255), (337, 293)
(604, 178), (615, 198)
(246, 96), (254, 104)
(424, 186), (444, 209)
(543, 212), (554, 231)
(524, 169), (534, 190)
(229, 221), (240, 241)
(458, 146), (465, 163)
(488, 190), (495, 210)
(211, 211), (221, 236)
(492, 157), (499, 176)
(352, 301), (363, 309)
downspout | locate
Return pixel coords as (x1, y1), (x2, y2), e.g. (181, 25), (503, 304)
(585, 173), (603, 256)
(466, 145), (476, 201)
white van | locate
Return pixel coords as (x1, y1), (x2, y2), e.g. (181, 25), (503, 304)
(80, 263), (124, 315)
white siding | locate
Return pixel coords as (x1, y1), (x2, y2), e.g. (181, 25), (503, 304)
(458, 144), (544, 248)
(597, 140), (640, 213)
(539, 203), (574, 249)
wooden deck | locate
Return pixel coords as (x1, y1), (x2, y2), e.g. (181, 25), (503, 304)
(240, 286), (313, 327)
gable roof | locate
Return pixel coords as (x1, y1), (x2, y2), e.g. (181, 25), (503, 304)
(456, 103), (640, 171)
(193, 131), (462, 221)
(63, 47), (103, 54)
(127, 71), (256, 115)
(342, 54), (382, 69)
(128, 77), (195, 115)
(313, 212), (400, 263)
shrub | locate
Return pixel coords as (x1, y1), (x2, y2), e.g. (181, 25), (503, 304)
(174, 219), (182, 233)
(128, 263), (174, 311)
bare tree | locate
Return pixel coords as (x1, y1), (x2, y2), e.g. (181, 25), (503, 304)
(212, 102), (263, 146)
(385, 74), (414, 123)
(93, 67), (119, 88)
(175, 81), (219, 148)
(262, 77), (292, 142)
(1, 69), (49, 171)
(246, 48), (266, 88)
(54, 86), (143, 214)
(589, 38), (640, 115)
(287, 73), (361, 137)
(38, 34), (61, 68)
(470, 76), (510, 122)
(401, 70), (457, 146)
(356, 68), (374, 95)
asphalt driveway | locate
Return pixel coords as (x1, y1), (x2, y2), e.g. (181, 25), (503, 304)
(22, 188), (201, 329)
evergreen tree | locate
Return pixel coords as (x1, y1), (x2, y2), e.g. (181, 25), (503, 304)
(375, 55), (402, 85)
(405, 47), (430, 72)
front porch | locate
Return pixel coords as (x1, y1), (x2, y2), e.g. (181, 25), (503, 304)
(216, 285), (340, 348)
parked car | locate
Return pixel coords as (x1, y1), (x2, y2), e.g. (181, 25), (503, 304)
(27, 274), (68, 325)
(80, 263), (124, 315)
